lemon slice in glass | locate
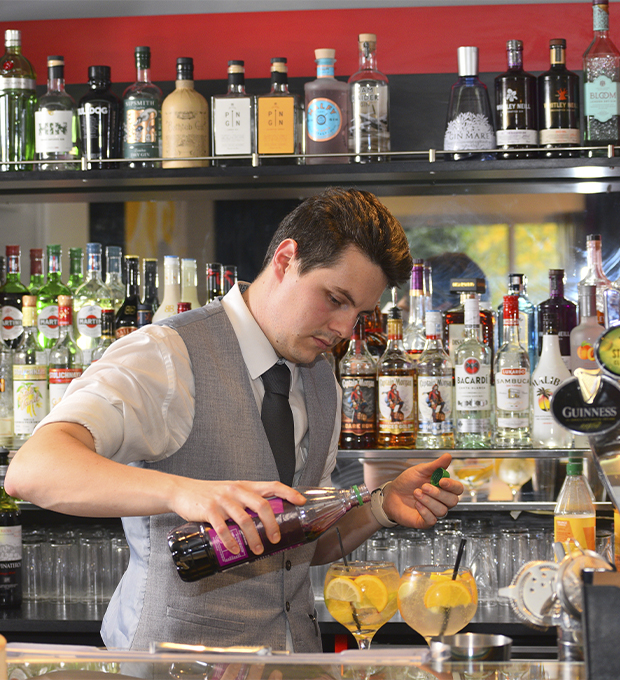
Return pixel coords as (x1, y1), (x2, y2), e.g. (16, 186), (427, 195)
(423, 579), (472, 609)
(325, 576), (363, 603)
(354, 574), (389, 612)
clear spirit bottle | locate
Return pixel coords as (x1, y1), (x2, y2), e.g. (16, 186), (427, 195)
(152, 256), (180, 322)
(416, 310), (454, 449)
(36, 244), (71, 350)
(583, 0), (620, 154)
(115, 256), (140, 338)
(28, 248), (44, 295)
(570, 284), (605, 372)
(0, 245), (29, 349)
(105, 246), (125, 313)
(454, 297), (492, 448)
(497, 273), (538, 371)
(123, 46), (163, 168)
(35, 55), (79, 170)
(537, 268), (577, 369)
(348, 33), (390, 162)
(67, 247), (84, 294)
(48, 295), (83, 410)
(181, 258), (201, 311)
(443, 46), (495, 160)
(212, 60), (255, 166)
(494, 294), (531, 448)
(403, 259), (426, 363)
(578, 233), (612, 324)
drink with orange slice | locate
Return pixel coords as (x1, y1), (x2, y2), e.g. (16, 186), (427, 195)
(324, 561), (399, 649)
(398, 565), (477, 643)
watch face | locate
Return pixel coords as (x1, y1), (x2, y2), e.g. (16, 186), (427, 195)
(596, 325), (620, 378)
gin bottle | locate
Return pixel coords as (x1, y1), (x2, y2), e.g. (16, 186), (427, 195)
(181, 258), (201, 311)
(67, 247), (84, 294)
(348, 33), (390, 162)
(537, 268), (577, 369)
(305, 49), (350, 164)
(105, 246), (125, 313)
(0, 30), (36, 171)
(454, 297), (492, 448)
(583, 0), (620, 153)
(416, 310), (454, 449)
(0, 245), (29, 349)
(403, 259), (427, 363)
(443, 46), (495, 160)
(35, 55), (80, 170)
(152, 256), (180, 322)
(123, 46), (163, 168)
(578, 233), (612, 324)
(497, 273), (537, 371)
(212, 60), (255, 166)
(494, 294), (531, 448)
(36, 244), (71, 350)
(48, 295), (83, 409)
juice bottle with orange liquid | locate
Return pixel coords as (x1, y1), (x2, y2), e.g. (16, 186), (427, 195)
(554, 457), (596, 553)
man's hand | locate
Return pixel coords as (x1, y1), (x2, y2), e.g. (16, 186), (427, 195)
(381, 453), (463, 528)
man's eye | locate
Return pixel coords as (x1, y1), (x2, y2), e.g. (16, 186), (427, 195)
(329, 295), (341, 306)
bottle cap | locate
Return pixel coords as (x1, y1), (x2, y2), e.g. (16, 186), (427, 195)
(86, 243), (102, 256)
(359, 33), (377, 43)
(30, 248), (43, 258)
(587, 233), (601, 242)
(579, 284), (598, 318)
(228, 60), (245, 74)
(88, 65), (111, 83)
(549, 38), (566, 48)
(431, 467), (450, 486)
(457, 46), (478, 77)
(315, 48), (336, 60)
(270, 57), (288, 73)
(176, 57), (193, 80)
(22, 295), (36, 308)
(4, 30), (20, 47)
(106, 245), (122, 259)
(5, 245), (19, 257)
(566, 458), (583, 476)
(57, 295), (72, 307)
(47, 55), (64, 67)
(135, 46), (151, 68)
(464, 296), (480, 324)
(177, 302), (191, 314)
(507, 39), (523, 51)
(508, 273), (525, 293)
(503, 294), (519, 320)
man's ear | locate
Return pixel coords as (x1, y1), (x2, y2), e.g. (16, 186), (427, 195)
(271, 239), (298, 281)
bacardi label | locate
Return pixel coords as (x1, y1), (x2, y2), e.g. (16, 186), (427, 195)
(49, 367), (83, 409)
(378, 375), (415, 434)
(13, 364), (48, 436)
(455, 360), (491, 411)
(307, 98), (343, 141)
(35, 109), (73, 154)
(37, 304), (60, 340)
(495, 367), (530, 411)
(341, 376), (376, 435)
(417, 375), (453, 435)
(76, 305), (102, 338)
(213, 98), (252, 155)
(1, 305), (23, 341)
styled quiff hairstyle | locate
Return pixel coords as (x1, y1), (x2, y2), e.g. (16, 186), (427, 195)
(261, 187), (413, 288)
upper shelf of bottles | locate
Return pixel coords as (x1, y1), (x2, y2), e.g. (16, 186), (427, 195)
(2, 149), (620, 203)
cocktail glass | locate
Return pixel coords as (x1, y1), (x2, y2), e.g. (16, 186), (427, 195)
(450, 458), (494, 502)
(398, 565), (478, 644)
(495, 458), (536, 501)
(324, 560), (400, 650)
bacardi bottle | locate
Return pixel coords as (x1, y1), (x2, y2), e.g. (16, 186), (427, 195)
(0, 245), (29, 349)
(36, 244), (71, 350)
(48, 295), (83, 409)
(537, 268), (577, 369)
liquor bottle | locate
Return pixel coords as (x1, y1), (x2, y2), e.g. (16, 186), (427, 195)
(494, 40), (538, 159)
(105, 246), (125, 313)
(443, 46), (495, 160)
(365, 306), (387, 361)
(578, 233), (612, 324)
(538, 39), (580, 158)
(91, 308), (115, 362)
(304, 49), (350, 164)
(0, 245), (30, 349)
(494, 294), (531, 448)
(339, 318), (376, 449)
(570, 284), (605, 372)
(211, 60), (255, 166)
(0, 348), (13, 440)
(424, 263), (433, 314)
(162, 57), (209, 169)
(348, 33), (390, 162)
(152, 256), (180, 322)
(137, 302), (153, 328)
(115, 255), (140, 338)
(403, 259), (427, 363)
(142, 258), (159, 315)
(123, 46), (163, 168)
(583, 0), (620, 154)
(497, 273), (537, 371)
(28, 248), (44, 294)
(205, 262), (223, 303)
(256, 58), (303, 164)
(222, 265), (237, 295)
(13, 296), (48, 438)
(73, 243), (113, 365)
(0, 448), (21, 608)
(537, 269), (577, 369)
(0, 30), (36, 171)
(554, 457), (596, 551)
(531, 312), (573, 449)
(48, 295), (83, 410)
(36, 244), (71, 350)
(168, 484), (371, 581)
(67, 247), (84, 294)
(0, 257), (5, 288)
(416, 310), (454, 449)
(181, 258), (202, 311)
(78, 65), (122, 169)
(454, 297), (492, 448)
(35, 55), (80, 170)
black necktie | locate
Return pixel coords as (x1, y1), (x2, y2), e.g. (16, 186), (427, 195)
(261, 362), (295, 486)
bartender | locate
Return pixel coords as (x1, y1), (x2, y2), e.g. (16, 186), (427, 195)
(6, 188), (463, 652)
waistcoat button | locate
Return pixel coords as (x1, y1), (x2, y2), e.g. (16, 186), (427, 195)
(285, 560), (292, 570)
(285, 601), (291, 612)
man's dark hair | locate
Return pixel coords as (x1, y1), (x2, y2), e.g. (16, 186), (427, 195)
(261, 187), (412, 288)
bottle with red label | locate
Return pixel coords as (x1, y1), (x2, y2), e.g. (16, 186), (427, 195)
(0, 245), (30, 349)
(49, 295), (83, 409)
(36, 244), (71, 350)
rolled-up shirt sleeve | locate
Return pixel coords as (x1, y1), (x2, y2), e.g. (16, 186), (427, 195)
(37, 324), (195, 464)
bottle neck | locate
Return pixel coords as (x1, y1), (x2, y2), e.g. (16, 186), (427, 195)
(270, 74), (290, 93)
(593, 2), (611, 34)
(47, 252), (62, 276)
(503, 316), (522, 345)
(358, 46), (378, 72)
(507, 49), (524, 71)
(316, 59), (336, 78)
(125, 263), (139, 297)
(227, 75), (247, 94)
(69, 256), (83, 279)
(549, 276), (564, 298)
(136, 66), (152, 84)
(48, 75), (66, 93)
(175, 79), (194, 89)
(86, 253), (103, 281)
(6, 254), (20, 276)
(586, 241), (606, 277)
(386, 317), (404, 347)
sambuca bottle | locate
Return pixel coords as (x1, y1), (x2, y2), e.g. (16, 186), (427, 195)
(168, 485), (370, 581)
(554, 457), (596, 552)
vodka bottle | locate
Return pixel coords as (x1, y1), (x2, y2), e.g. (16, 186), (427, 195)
(152, 256), (181, 322)
(28, 248), (44, 294)
(48, 295), (83, 409)
(578, 233), (611, 324)
(36, 244), (71, 350)
(537, 268), (577, 369)
(454, 297), (492, 448)
(181, 258), (202, 311)
(403, 259), (427, 364)
(67, 247), (84, 294)
(168, 485), (371, 581)
(554, 457), (596, 551)
(0, 245), (29, 349)
(497, 273), (538, 370)
(531, 312), (573, 449)
(105, 246), (125, 313)
(494, 294), (531, 448)
(416, 310), (454, 449)
(0, 448), (21, 608)
(570, 284), (605, 372)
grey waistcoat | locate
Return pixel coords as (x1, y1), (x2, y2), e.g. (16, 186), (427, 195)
(127, 301), (337, 652)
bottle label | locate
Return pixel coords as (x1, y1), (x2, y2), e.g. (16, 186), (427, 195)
(448, 324), (465, 359)
(455, 361), (491, 411)
(116, 326), (137, 339)
(417, 375), (453, 435)
(124, 99), (161, 158)
(0, 524), (22, 598)
(351, 82), (389, 151)
(341, 376), (376, 435)
(1, 305), (23, 341)
(378, 375), (416, 434)
(162, 105), (209, 160)
(443, 112), (494, 151)
(307, 98), (343, 142)
(34, 109), (73, 154)
(37, 304), (60, 339)
(554, 515), (596, 551)
(213, 98), (253, 155)
(496, 129), (538, 145)
(13, 365), (48, 436)
(584, 77), (620, 123)
(76, 305), (102, 338)
(495, 367), (529, 411)
(257, 97), (295, 154)
(539, 128), (580, 145)
(49, 367), (83, 409)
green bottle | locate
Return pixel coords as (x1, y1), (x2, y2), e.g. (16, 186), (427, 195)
(0, 245), (30, 349)
(28, 248), (44, 295)
(67, 247), (84, 294)
(36, 245), (71, 350)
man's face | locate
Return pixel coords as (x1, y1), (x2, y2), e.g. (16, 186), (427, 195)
(265, 245), (388, 364)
